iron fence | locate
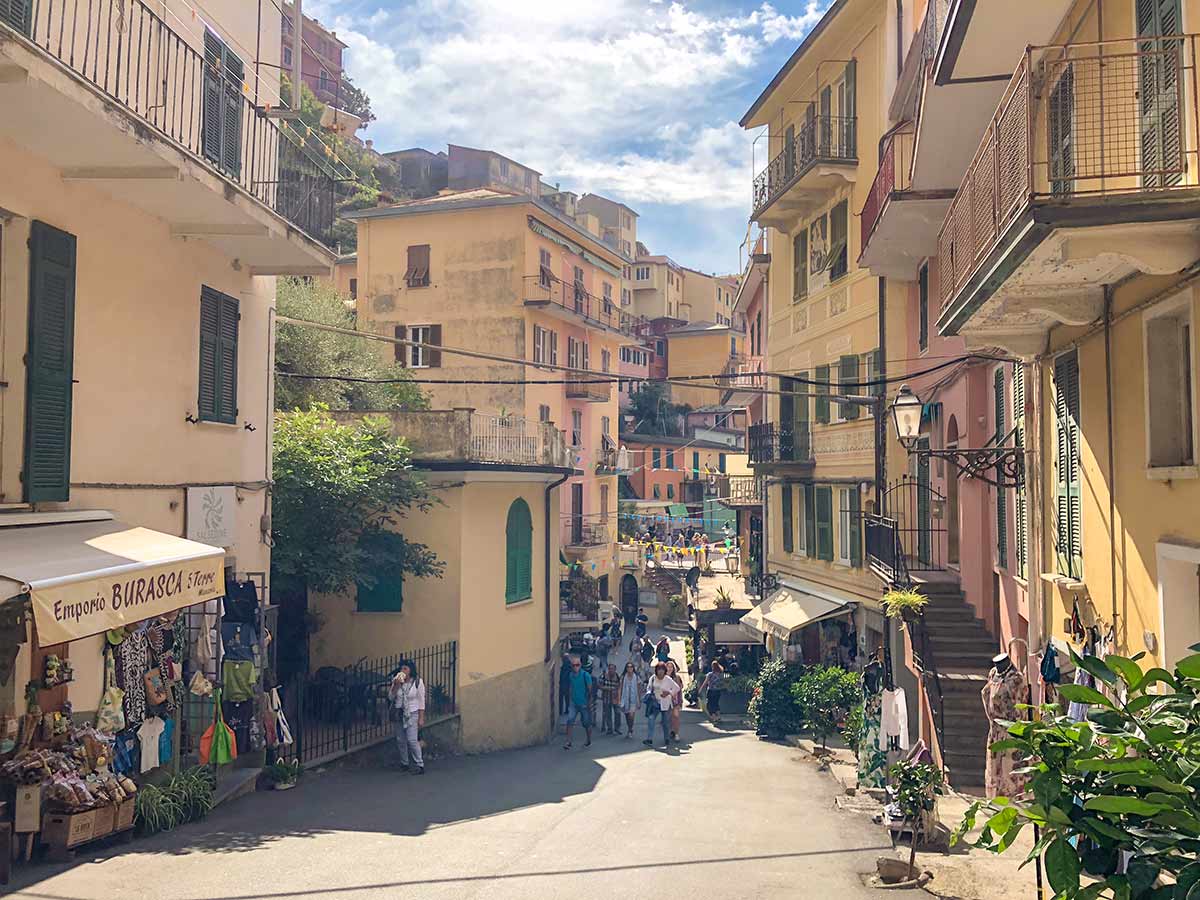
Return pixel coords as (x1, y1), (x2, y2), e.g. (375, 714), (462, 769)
(748, 421), (812, 464)
(753, 114), (857, 215)
(938, 35), (1200, 314)
(10, 0), (338, 246)
(285, 641), (457, 766)
(469, 413), (571, 468)
(523, 275), (634, 335)
(562, 512), (613, 548)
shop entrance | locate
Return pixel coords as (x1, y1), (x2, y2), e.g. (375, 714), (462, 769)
(620, 574), (639, 622)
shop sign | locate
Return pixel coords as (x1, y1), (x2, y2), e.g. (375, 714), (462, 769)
(186, 486), (237, 548)
(31, 553), (224, 645)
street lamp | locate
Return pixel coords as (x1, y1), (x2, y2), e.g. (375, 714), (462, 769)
(890, 385), (923, 450)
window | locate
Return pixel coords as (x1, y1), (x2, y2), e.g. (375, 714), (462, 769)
(499, 159), (510, 177)
(815, 486), (834, 561)
(356, 532), (403, 612)
(656, 340), (665, 356)
(636, 266), (651, 281)
(718, 453), (726, 473)
(567, 336), (580, 369)
(804, 484), (817, 557)
(539, 404), (551, 423)
(602, 282), (613, 312)
(916, 264), (930, 352)
(405, 244), (431, 288)
(730, 337), (737, 356)
(534, 325), (547, 364)
(653, 484), (661, 499)
(573, 266), (586, 308)
(201, 31), (244, 177)
(815, 364), (831, 423)
(24, 221), (77, 502)
(1013, 364), (1028, 578)
(1138, 0), (1183, 189)
(600, 416), (611, 439)
(1054, 352), (1082, 578)
(838, 488), (852, 565)
(1048, 63), (1075, 196)
(692, 451), (700, 476)
(571, 410), (583, 447)
(793, 229), (808, 302)
(282, 46), (292, 66)
(781, 484), (794, 553)
(652, 448), (662, 469)
(198, 285), (239, 425)
(994, 368), (1008, 568)
(1145, 295), (1196, 470)
(600, 484), (610, 522)
(539, 248), (554, 288)
(829, 201), (848, 281)
(348, 277), (357, 300)
(621, 287), (631, 306)
(505, 499), (533, 603)
(319, 69), (332, 93)
(667, 484), (675, 500)
(601, 349), (611, 373)
(407, 324), (441, 368)
(666, 450), (675, 470)
(837, 355), (861, 422)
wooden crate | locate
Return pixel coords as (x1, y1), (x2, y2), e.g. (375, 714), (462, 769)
(115, 798), (136, 831)
(91, 804), (115, 839)
(41, 810), (96, 849)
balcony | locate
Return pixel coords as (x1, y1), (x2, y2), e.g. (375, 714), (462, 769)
(562, 513), (613, 556)
(719, 354), (765, 406)
(565, 374), (613, 403)
(747, 422), (814, 475)
(936, 37), (1200, 355)
(334, 409), (572, 470)
(0, 0), (338, 273)
(524, 275), (636, 337)
(560, 573), (603, 626)
(751, 114), (857, 227)
(857, 127), (954, 280)
(717, 475), (762, 508)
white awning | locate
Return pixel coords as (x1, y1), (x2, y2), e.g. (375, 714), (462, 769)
(0, 513), (225, 644)
(714, 622), (758, 646)
(740, 588), (849, 642)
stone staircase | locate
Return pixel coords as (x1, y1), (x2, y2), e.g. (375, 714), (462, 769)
(912, 578), (996, 793)
(643, 563), (683, 598)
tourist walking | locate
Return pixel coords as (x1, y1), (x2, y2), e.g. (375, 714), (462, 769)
(643, 661), (680, 748)
(599, 663), (621, 735)
(635, 608), (649, 639)
(665, 660), (684, 740)
(387, 660), (426, 774)
(618, 661), (640, 739)
(563, 657), (594, 750)
(596, 629), (614, 672)
(655, 636), (671, 664)
(698, 660), (726, 722)
(558, 652), (573, 719)
(640, 636), (655, 667)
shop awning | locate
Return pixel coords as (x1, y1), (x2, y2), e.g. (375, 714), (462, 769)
(740, 588), (849, 642)
(713, 622), (759, 647)
(0, 513), (225, 644)
(668, 504), (689, 518)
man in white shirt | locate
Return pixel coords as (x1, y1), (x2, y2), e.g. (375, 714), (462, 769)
(643, 662), (680, 748)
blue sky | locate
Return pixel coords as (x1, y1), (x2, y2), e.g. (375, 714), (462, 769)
(305, 1), (830, 274)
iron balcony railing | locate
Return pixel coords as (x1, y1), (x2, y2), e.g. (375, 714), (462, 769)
(753, 114), (857, 216)
(469, 413), (572, 468)
(748, 421), (812, 465)
(524, 274), (638, 335)
(866, 476), (947, 585)
(937, 35), (1200, 315)
(865, 515), (906, 586)
(859, 126), (915, 259)
(920, 0), (951, 68)
(562, 513), (613, 549)
(7, 0), (338, 247)
(718, 474), (762, 506)
(720, 354), (766, 392)
(565, 374), (613, 403)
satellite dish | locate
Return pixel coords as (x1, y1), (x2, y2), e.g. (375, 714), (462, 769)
(685, 567), (701, 591)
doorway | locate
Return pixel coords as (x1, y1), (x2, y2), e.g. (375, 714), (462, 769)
(620, 574), (639, 623)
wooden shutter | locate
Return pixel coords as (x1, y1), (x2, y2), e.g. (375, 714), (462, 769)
(1048, 64), (1075, 195)
(1054, 353), (1082, 578)
(221, 47), (244, 178)
(804, 484), (817, 558)
(201, 33), (225, 169)
(839, 355), (860, 419)
(819, 85), (832, 155)
(793, 230), (807, 301)
(1138, 0), (1183, 188)
(830, 201), (848, 279)
(428, 324), (442, 368)
(815, 364), (831, 423)
(1013, 364), (1028, 577)
(779, 376), (794, 457)
(781, 485), (793, 553)
(198, 286), (238, 424)
(816, 486), (834, 561)
(506, 499), (533, 603)
(994, 368), (1008, 568)
(918, 265), (929, 350)
(794, 371), (810, 460)
(24, 221), (77, 503)
(843, 58), (857, 156)
(0, 0), (32, 35)
(849, 489), (862, 567)
(394, 325), (407, 366)
(356, 533), (403, 612)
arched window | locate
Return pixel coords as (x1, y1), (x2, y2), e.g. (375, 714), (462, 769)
(505, 498), (533, 604)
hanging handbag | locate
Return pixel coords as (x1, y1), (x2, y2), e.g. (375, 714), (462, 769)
(199, 689), (238, 765)
(96, 649), (126, 734)
(270, 687), (293, 746)
(144, 668), (169, 706)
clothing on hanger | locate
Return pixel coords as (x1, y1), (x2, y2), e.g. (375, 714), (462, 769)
(880, 687), (910, 751)
(1067, 667), (1094, 722)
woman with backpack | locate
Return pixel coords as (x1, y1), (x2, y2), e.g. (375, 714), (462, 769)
(387, 659), (426, 774)
(655, 636), (671, 663)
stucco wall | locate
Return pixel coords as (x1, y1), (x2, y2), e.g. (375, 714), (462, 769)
(459, 657), (553, 752)
(667, 330), (743, 409)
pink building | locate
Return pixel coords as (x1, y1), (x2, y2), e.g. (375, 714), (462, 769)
(281, 4), (348, 107)
(618, 342), (652, 412)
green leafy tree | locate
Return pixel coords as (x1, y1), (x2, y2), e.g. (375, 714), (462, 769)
(627, 381), (688, 436)
(892, 759), (944, 878)
(337, 73), (375, 127)
(791, 665), (860, 749)
(955, 649), (1200, 899)
(274, 277), (425, 412)
(748, 657), (805, 737)
(271, 408), (443, 675)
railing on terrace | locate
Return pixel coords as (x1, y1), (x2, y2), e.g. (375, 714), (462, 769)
(11, 0), (339, 246)
(469, 413), (571, 468)
(753, 114), (857, 215)
(921, 0), (951, 68)
(565, 374), (613, 402)
(748, 421), (812, 464)
(562, 513), (613, 548)
(859, 126), (914, 255)
(524, 274), (634, 335)
(719, 474), (762, 506)
(937, 35), (1200, 314)
(721, 354), (765, 391)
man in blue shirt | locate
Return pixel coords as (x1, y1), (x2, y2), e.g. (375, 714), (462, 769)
(563, 657), (593, 750)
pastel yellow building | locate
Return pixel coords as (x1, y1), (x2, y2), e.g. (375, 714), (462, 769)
(346, 189), (628, 609)
(681, 268), (739, 327)
(665, 322), (746, 410)
(633, 253), (687, 321)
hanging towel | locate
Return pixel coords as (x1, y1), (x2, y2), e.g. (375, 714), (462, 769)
(1067, 667), (1094, 722)
(880, 687), (910, 750)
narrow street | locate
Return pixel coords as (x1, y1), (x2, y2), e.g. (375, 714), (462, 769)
(9, 634), (888, 900)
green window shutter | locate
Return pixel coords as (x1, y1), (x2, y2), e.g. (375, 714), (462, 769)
(839, 355), (860, 419)
(794, 371), (810, 460)
(1054, 353), (1082, 578)
(506, 499), (533, 603)
(198, 287), (239, 424)
(793, 230), (808, 302)
(815, 364), (831, 423)
(918, 265), (929, 351)
(0, 0), (32, 35)
(666, 450), (674, 470)
(24, 221), (77, 503)
(1013, 365), (1028, 577)
(804, 484), (817, 558)
(202, 32), (244, 178)
(652, 448), (661, 469)
(692, 451), (700, 476)
(994, 368), (1008, 568)
(849, 489), (862, 568)
(816, 486), (834, 561)
(829, 201), (848, 281)
(355, 532), (403, 612)
(781, 485), (794, 553)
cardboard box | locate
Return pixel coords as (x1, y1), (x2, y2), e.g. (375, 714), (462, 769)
(91, 804), (115, 838)
(42, 810), (96, 849)
(115, 798), (136, 831)
(14, 785), (41, 833)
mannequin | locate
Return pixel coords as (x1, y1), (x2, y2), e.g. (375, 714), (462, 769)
(981, 643), (1028, 799)
(857, 652), (888, 789)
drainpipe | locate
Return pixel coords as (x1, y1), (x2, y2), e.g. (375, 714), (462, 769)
(877, 276), (894, 691)
(1104, 286), (1118, 632)
(290, 0), (303, 107)
(544, 471), (570, 663)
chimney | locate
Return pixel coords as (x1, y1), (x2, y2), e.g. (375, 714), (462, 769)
(365, 139), (374, 150)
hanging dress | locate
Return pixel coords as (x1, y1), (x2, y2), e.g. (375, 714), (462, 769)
(857, 664), (888, 789)
(981, 665), (1028, 799)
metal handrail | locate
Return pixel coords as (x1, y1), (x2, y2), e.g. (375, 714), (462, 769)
(523, 274), (632, 335)
(753, 114), (858, 215)
(910, 612), (948, 779)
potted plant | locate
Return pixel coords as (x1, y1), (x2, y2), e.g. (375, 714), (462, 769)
(714, 586), (734, 609)
(889, 759), (944, 880)
(881, 587), (928, 623)
(265, 758), (304, 791)
(791, 664), (860, 753)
